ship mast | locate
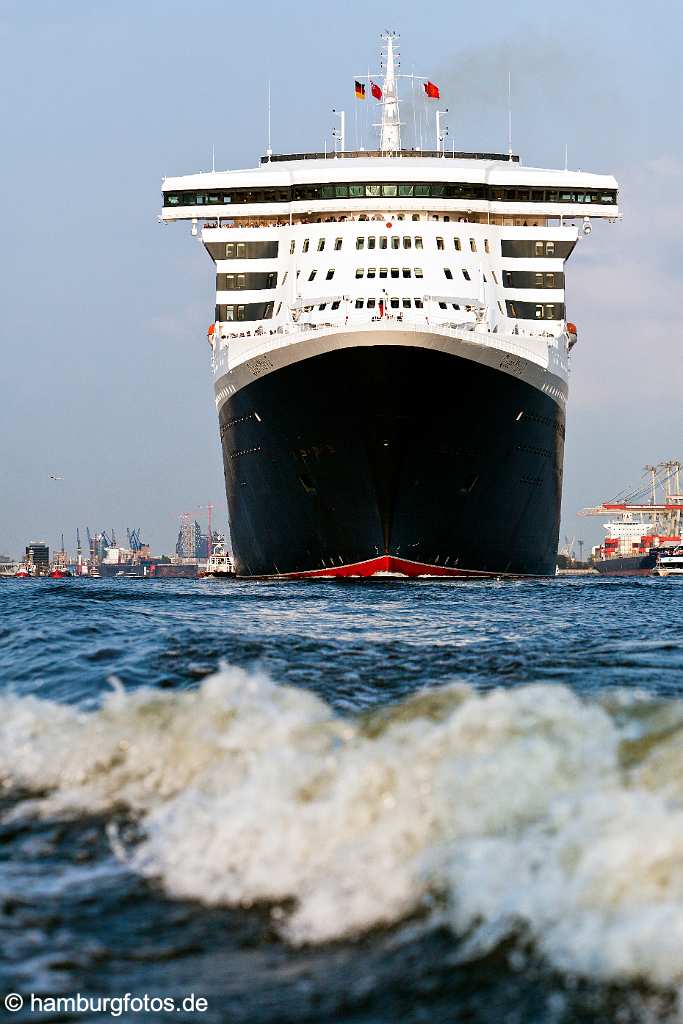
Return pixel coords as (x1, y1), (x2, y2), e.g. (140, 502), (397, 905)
(379, 33), (401, 153)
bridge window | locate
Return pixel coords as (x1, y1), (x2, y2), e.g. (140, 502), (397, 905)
(365, 185), (381, 197)
(382, 184), (398, 197)
(505, 300), (565, 320)
(399, 184), (414, 197)
(501, 239), (575, 259)
(349, 184), (364, 198)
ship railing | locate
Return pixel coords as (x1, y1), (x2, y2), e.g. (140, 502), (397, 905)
(215, 317), (563, 372)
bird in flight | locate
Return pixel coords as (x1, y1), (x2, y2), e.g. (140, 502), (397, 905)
(49, 474), (63, 481)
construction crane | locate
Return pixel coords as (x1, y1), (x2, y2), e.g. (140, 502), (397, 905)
(127, 528), (143, 552)
(76, 527), (82, 559)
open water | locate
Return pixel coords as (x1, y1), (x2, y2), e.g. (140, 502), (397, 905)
(1, 576), (683, 1023)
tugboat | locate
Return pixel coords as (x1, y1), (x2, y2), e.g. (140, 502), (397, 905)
(199, 543), (235, 579)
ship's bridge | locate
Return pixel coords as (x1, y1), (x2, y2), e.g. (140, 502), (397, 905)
(160, 154), (619, 225)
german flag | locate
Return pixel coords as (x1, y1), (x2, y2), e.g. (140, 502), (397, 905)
(355, 80), (366, 99)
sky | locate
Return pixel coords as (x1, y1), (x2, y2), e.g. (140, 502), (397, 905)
(0, 0), (681, 558)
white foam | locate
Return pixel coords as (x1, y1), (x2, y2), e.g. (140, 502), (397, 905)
(2, 666), (683, 987)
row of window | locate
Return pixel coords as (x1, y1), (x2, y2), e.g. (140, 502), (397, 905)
(206, 237), (575, 265)
(216, 302), (275, 322)
(214, 298), (565, 322)
(165, 182), (618, 207)
(355, 267), (424, 280)
(506, 301), (565, 320)
(503, 271), (564, 289)
(216, 272), (278, 291)
(214, 267), (565, 292)
(501, 239), (575, 259)
(205, 241), (279, 260)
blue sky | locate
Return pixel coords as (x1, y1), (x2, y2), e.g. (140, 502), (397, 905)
(1, 0), (680, 557)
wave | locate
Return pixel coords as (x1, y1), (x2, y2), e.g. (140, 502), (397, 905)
(2, 666), (683, 988)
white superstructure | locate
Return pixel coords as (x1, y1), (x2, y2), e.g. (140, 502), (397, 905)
(160, 37), (618, 419)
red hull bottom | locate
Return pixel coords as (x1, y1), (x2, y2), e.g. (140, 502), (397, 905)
(246, 555), (538, 580)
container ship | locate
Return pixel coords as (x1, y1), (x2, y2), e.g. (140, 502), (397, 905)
(581, 461), (683, 575)
(160, 35), (620, 579)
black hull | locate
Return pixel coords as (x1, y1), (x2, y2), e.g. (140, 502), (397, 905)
(218, 346), (565, 577)
(593, 553), (657, 576)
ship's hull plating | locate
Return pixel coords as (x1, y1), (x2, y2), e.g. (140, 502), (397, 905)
(219, 345), (565, 578)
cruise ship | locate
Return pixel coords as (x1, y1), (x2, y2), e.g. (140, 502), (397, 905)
(160, 35), (620, 579)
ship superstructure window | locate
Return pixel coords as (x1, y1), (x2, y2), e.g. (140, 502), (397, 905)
(331, 301), (340, 310)
(444, 268), (453, 280)
(290, 240), (295, 255)
(415, 298), (424, 308)
(454, 238), (461, 251)
(436, 237), (445, 250)
(367, 267), (376, 278)
(403, 236), (412, 249)
(391, 268), (400, 278)
(415, 268), (424, 278)
(216, 301), (274, 321)
(355, 267), (364, 278)
(501, 239), (576, 259)
(491, 270), (498, 284)
(415, 237), (423, 249)
(355, 299), (364, 308)
(462, 269), (471, 281)
(470, 239), (477, 252)
(334, 237), (343, 250)
(402, 268), (411, 278)
(206, 240), (279, 260)
(367, 298), (376, 309)
(166, 184), (617, 208)
(302, 239), (310, 253)
(308, 270), (317, 281)
(217, 271), (278, 290)
(484, 239), (490, 253)
(282, 271), (288, 284)
(503, 271), (564, 289)
(356, 237), (365, 250)
(506, 300), (565, 320)
(317, 238), (325, 251)
(391, 237), (400, 250)
(379, 237), (388, 249)
(326, 269), (335, 280)
(390, 298), (399, 309)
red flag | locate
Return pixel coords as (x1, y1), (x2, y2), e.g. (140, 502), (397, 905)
(424, 80), (440, 99)
(371, 81), (382, 100)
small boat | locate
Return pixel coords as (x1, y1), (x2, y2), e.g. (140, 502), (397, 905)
(199, 544), (235, 578)
(652, 549), (683, 577)
(48, 567), (72, 578)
